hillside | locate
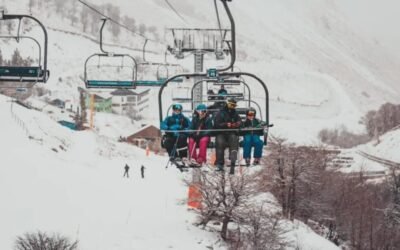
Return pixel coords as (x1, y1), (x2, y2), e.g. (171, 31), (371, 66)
(1, 0), (400, 144)
(0, 94), (340, 249)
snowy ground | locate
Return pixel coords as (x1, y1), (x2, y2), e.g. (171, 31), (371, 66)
(0, 94), (340, 250)
(1, 0), (400, 248)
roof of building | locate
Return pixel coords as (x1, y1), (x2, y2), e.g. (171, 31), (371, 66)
(110, 89), (150, 96)
(127, 124), (161, 140)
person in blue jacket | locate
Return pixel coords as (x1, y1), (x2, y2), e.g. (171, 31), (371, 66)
(160, 104), (190, 160)
(242, 108), (264, 166)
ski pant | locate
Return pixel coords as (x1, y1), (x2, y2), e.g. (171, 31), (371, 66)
(243, 134), (263, 159)
(123, 170), (129, 178)
(215, 133), (239, 166)
(164, 135), (188, 159)
(189, 136), (210, 164)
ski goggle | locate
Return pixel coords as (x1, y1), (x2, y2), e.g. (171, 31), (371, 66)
(247, 111), (255, 116)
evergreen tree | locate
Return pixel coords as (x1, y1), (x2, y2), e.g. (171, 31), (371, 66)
(28, 0), (35, 13)
(11, 49), (23, 66)
(0, 49), (3, 65)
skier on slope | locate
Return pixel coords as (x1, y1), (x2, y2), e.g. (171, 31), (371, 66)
(123, 164), (130, 178)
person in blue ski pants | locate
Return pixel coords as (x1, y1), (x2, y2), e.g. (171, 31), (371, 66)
(242, 108), (264, 166)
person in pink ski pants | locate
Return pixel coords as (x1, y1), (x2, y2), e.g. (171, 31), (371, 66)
(188, 104), (213, 165)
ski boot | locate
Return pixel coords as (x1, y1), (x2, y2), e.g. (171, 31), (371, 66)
(215, 164), (224, 172)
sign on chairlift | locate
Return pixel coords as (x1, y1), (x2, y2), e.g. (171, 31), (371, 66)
(207, 68), (218, 79)
(16, 87), (28, 93)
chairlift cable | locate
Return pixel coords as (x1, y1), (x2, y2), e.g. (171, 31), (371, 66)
(78, 0), (165, 45)
(164, 0), (189, 25)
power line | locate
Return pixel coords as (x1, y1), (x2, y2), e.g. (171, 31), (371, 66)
(78, 0), (165, 45)
(164, 0), (189, 25)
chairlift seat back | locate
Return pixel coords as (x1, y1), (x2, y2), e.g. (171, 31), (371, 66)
(0, 66), (48, 82)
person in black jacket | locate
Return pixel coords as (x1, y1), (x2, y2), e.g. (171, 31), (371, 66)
(214, 98), (242, 172)
(123, 164), (130, 178)
(141, 165), (145, 178)
(242, 108), (265, 166)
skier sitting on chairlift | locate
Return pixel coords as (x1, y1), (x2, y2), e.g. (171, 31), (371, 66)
(214, 98), (242, 172)
(208, 90), (227, 116)
(242, 108), (265, 166)
(160, 104), (190, 160)
(188, 104), (213, 166)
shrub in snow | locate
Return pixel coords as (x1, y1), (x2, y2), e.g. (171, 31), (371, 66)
(14, 231), (78, 250)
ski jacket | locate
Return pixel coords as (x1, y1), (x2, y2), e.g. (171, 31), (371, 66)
(242, 118), (264, 135)
(189, 113), (213, 139)
(214, 107), (242, 134)
(160, 113), (190, 137)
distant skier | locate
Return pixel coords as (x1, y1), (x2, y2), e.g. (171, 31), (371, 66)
(123, 164), (130, 178)
(141, 165), (145, 179)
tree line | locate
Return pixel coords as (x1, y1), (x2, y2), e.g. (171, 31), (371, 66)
(319, 102), (400, 148)
(27, 0), (160, 41)
(261, 138), (400, 249)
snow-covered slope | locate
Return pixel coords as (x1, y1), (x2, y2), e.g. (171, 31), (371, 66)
(0, 94), (339, 249)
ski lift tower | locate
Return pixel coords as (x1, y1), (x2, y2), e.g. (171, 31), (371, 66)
(167, 28), (231, 107)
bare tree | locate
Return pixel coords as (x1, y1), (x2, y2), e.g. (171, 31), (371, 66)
(14, 231), (78, 250)
(190, 168), (256, 240)
(238, 203), (288, 250)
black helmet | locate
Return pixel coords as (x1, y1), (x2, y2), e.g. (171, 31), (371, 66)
(246, 108), (256, 116)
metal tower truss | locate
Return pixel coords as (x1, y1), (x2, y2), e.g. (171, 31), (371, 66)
(166, 28), (231, 60)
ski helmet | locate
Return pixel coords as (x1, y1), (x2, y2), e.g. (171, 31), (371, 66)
(246, 108), (256, 116)
(172, 103), (183, 111)
(196, 104), (207, 111)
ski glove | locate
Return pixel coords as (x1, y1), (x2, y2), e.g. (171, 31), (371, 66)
(170, 124), (181, 131)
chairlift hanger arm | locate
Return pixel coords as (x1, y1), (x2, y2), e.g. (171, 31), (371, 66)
(142, 39), (149, 62)
(217, 0), (235, 72)
(99, 18), (110, 54)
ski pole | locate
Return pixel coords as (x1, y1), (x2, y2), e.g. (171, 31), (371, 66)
(165, 133), (180, 169)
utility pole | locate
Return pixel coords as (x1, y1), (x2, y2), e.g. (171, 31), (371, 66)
(90, 94), (95, 129)
(193, 51), (204, 108)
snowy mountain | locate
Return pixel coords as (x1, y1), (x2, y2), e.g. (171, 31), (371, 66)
(1, 0), (400, 248)
(1, 0), (400, 143)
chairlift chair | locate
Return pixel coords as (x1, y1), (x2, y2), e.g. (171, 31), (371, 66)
(0, 13), (50, 83)
(83, 18), (137, 89)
